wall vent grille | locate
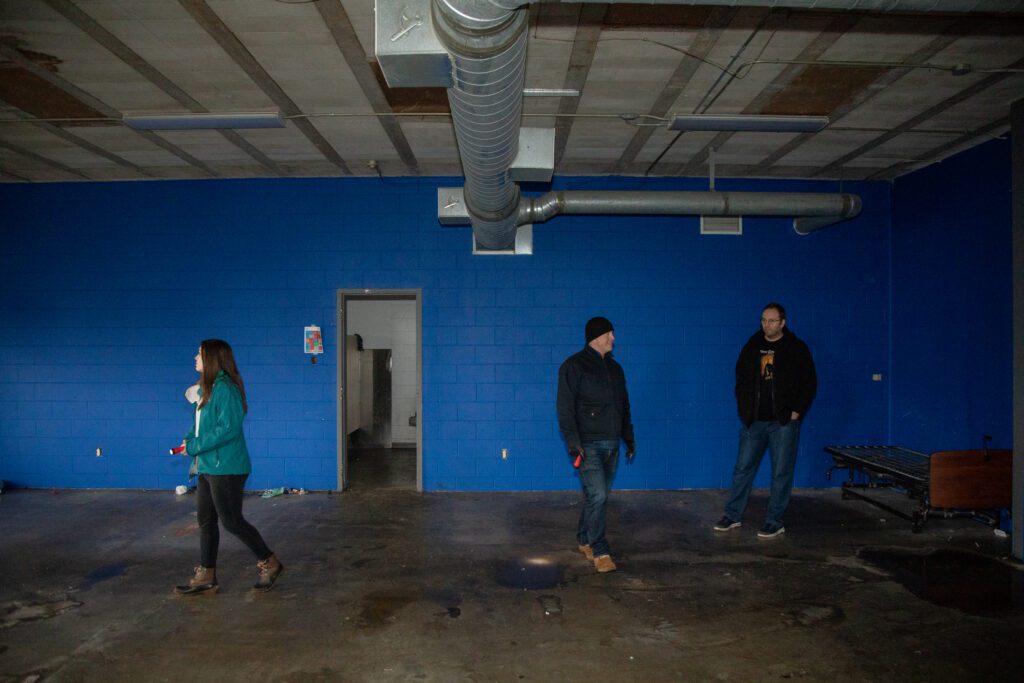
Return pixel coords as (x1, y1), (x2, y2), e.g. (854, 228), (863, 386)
(700, 215), (742, 235)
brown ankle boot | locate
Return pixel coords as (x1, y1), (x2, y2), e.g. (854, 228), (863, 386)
(594, 554), (617, 573)
(175, 566), (218, 596)
(253, 553), (283, 592)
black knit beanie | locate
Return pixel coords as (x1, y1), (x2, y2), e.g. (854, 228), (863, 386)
(585, 316), (614, 343)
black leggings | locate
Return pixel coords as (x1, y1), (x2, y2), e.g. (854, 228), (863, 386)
(196, 474), (272, 568)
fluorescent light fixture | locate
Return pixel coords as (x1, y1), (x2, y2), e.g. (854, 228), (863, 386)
(669, 114), (828, 133)
(123, 112), (285, 130)
(523, 88), (580, 97)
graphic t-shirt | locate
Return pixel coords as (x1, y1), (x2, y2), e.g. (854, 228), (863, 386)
(757, 338), (780, 421)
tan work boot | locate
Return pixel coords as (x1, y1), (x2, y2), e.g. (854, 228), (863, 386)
(174, 566), (218, 596)
(577, 544), (594, 561)
(594, 554), (617, 573)
(253, 553), (284, 592)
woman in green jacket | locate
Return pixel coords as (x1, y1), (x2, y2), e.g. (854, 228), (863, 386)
(174, 339), (283, 595)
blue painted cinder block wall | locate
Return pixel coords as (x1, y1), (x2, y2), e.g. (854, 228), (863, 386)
(890, 138), (1013, 452)
(3, 174), (892, 491)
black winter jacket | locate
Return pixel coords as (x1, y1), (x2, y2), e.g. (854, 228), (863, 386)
(557, 345), (635, 452)
(735, 327), (816, 427)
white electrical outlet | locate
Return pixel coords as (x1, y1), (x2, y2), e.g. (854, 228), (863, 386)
(501, 448), (508, 460)
(872, 373), (882, 381)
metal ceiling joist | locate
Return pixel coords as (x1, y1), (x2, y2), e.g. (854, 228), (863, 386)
(815, 55), (1024, 177)
(554, 3), (606, 168)
(751, 17), (967, 175)
(0, 43), (212, 177)
(315, 0), (419, 174)
(574, 0), (1024, 13)
(42, 0), (283, 175)
(0, 137), (87, 180)
(673, 12), (861, 177)
(178, 0), (352, 175)
(611, 6), (735, 174)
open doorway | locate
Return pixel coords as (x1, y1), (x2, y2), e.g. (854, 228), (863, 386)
(337, 289), (421, 491)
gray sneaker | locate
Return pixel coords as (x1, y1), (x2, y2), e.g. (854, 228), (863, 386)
(713, 516), (741, 532)
(757, 523), (785, 538)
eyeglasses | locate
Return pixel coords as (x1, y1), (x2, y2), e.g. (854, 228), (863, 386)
(761, 318), (781, 324)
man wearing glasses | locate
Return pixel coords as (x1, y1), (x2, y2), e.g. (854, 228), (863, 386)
(714, 303), (817, 538)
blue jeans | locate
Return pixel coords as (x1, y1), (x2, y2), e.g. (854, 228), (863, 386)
(723, 420), (801, 528)
(576, 440), (619, 557)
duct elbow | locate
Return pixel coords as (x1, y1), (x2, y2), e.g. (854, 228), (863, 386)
(793, 193), (862, 235)
(516, 192), (564, 226)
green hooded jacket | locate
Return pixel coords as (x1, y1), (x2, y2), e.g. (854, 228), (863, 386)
(184, 371), (252, 475)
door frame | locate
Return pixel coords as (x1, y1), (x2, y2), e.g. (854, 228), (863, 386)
(336, 289), (422, 491)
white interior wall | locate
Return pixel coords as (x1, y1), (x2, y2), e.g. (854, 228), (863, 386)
(347, 299), (418, 444)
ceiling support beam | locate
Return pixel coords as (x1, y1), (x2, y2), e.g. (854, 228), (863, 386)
(611, 6), (734, 174)
(868, 116), (1010, 180)
(0, 137), (88, 180)
(42, 0), (283, 174)
(553, 3), (606, 169)
(0, 44), (212, 177)
(814, 56), (1024, 177)
(178, 0), (351, 175)
(314, 0), (418, 173)
(752, 18), (965, 175)
(671, 12), (860, 177)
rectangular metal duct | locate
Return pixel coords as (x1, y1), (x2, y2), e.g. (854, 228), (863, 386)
(375, 0), (453, 88)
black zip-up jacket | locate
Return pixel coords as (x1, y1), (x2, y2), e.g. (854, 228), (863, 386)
(735, 327), (816, 427)
(557, 345), (635, 452)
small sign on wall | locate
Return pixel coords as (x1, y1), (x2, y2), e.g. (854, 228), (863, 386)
(304, 325), (323, 354)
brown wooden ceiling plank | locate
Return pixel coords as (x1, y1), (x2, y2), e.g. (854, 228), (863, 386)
(0, 135), (88, 179)
(0, 43), (123, 120)
(0, 43), (214, 177)
(750, 22), (965, 174)
(553, 3), (605, 168)
(178, 0), (351, 174)
(611, 6), (735, 174)
(815, 56), (1024, 178)
(867, 115), (1011, 181)
(670, 12), (861, 177)
(43, 0), (284, 174)
(315, 0), (418, 173)
(0, 65), (107, 121)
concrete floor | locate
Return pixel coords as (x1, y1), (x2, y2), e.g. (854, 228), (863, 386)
(347, 447), (416, 490)
(1, 487), (1022, 682)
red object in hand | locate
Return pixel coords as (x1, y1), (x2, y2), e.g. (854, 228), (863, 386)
(170, 444), (186, 455)
(573, 452), (582, 469)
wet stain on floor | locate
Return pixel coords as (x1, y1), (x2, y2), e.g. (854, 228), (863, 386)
(174, 522), (199, 537)
(495, 558), (565, 590)
(79, 562), (127, 590)
(1, 598), (82, 629)
(352, 591), (417, 630)
(859, 547), (1024, 618)
(786, 603), (845, 627)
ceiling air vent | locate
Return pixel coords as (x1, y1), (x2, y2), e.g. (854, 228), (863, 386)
(701, 215), (742, 236)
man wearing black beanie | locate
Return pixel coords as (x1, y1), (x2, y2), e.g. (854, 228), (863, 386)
(556, 316), (636, 573)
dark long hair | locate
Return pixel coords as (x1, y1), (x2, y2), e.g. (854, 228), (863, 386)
(198, 339), (247, 413)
